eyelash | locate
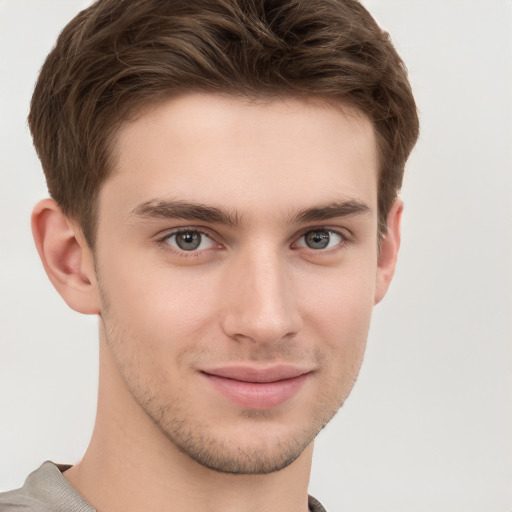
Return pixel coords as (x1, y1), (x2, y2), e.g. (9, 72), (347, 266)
(157, 227), (352, 257)
(159, 228), (220, 258)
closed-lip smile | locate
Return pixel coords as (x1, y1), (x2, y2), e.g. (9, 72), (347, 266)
(200, 364), (312, 410)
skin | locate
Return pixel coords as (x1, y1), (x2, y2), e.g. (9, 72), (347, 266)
(32, 94), (402, 512)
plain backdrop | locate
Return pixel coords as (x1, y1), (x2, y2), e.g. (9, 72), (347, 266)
(0, 1), (511, 510)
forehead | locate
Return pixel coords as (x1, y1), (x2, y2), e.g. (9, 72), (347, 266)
(101, 94), (379, 223)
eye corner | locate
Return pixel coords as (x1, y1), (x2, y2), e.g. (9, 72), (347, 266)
(158, 227), (221, 257)
(293, 228), (351, 253)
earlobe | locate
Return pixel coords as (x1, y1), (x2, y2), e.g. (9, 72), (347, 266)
(374, 199), (403, 305)
(31, 198), (100, 314)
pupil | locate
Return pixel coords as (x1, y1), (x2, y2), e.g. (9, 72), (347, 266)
(176, 231), (201, 250)
(306, 230), (330, 249)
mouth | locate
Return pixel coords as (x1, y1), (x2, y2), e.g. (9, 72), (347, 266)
(200, 365), (312, 410)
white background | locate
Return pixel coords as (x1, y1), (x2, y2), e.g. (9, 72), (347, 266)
(0, 1), (511, 510)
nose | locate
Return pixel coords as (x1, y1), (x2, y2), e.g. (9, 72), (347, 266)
(219, 246), (302, 345)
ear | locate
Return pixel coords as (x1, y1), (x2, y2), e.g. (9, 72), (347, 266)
(374, 199), (403, 305)
(31, 198), (100, 314)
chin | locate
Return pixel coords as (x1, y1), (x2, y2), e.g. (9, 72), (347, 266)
(169, 428), (315, 474)
(155, 403), (337, 475)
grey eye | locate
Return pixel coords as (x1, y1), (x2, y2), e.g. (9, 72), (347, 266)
(296, 229), (343, 250)
(304, 230), (331, 249)
(165, 230), (215, 252)
(175, 231), (202, 250)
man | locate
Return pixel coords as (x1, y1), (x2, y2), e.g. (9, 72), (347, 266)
(0, 0), (418, 510)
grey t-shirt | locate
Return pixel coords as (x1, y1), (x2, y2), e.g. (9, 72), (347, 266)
(0, 462), (328, 512)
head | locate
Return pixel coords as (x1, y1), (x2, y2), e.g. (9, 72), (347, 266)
(29, 0), (418, 248)
(29, 0), (418, 476)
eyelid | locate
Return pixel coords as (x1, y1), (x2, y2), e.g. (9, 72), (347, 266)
(156, 225), (217, 241)
(154, 224), (352, 257)
(292, 227), (352, 251)
(157, 226), (223, 256)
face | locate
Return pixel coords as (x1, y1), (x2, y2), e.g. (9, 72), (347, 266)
(92, 94), (384, 474)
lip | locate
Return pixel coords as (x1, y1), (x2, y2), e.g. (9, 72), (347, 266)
(200, 365), (311, 410)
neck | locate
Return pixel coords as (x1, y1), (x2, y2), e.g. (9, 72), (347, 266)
(64, 337), (313, 512)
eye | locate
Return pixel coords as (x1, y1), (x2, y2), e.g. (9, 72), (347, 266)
(295, 229), (344, 250)
(164, 230), (216, 252)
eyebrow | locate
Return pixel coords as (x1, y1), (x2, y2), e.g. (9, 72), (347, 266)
(130, 199), (242, 227)
(288, 200), (371, 224)
(129, 198), (371, 226)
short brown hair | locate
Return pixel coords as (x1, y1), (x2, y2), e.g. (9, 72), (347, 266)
(29, 0), (419, 247)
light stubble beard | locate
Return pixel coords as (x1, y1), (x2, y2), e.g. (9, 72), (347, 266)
(97, 281), (360, 476)
(143, 390), (341, 475)
(108, 341), (351, 475)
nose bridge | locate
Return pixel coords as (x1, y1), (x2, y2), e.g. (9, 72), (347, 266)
(220, 243), (301, 344)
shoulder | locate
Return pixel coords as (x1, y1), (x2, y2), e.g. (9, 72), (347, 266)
(0, 488), (50, 512)
(308, 495), (330, 512)
(0, 462), (93, 512)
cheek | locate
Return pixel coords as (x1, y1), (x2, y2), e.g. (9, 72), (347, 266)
(306, 278), (373, 404)
(297, 259), (376, 370)
(300, 258), (376, 329)
(99, 256), (221, 350)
